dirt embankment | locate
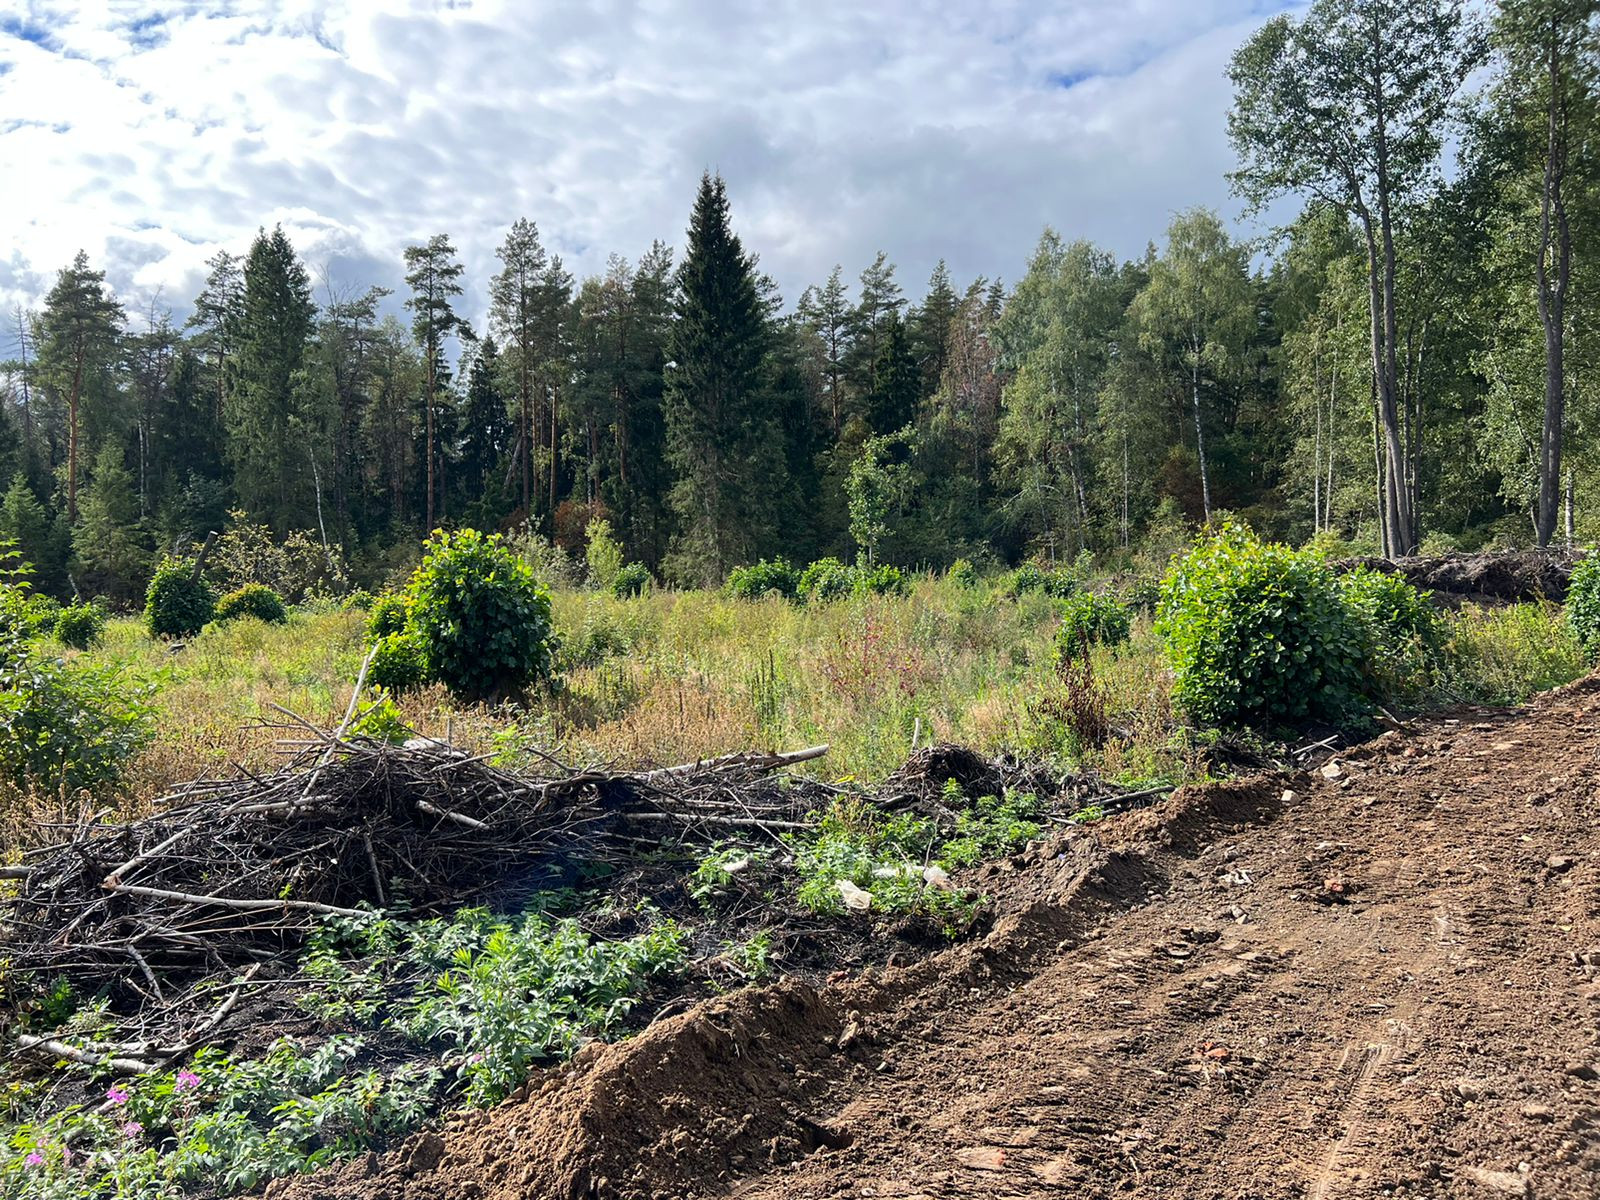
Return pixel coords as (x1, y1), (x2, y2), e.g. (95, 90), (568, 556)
(275, 679), (1600, 1200)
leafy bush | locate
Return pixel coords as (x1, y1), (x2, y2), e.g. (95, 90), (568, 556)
(854, 563), (909, 598)
(584, 518), (625, 591)
(366, 592), (408, 642)
(1339, 566), (1439, 699)
(946, 558), (979, 588)
(798, 557), (854, 603)
(404, 529), (556, 701)
(145, 557), (216, 638)
(366, 631), (427, 693)
(1566, 551), (1600, 660)
(0, 635), (155, 793)
(341, 588), (374, 611)
(52, 602), (106, 650)
(1006, 561), (1074, 598)
(1157, 524), (1365, 727)
(0, 586), (60, 641)
(1054, 593), (1131, 660)
(213, 583), (289, 626)
(726, 558), (799, 601)
(611, 561), (652, 598)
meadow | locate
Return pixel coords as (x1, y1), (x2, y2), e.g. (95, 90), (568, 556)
(59, 567), (1588, 830)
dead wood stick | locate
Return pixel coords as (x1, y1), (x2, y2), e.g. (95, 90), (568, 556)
(103, 826), (196, 887)
(640, 743), (829, 783)
(177, 963), (263, 1050)
(622, 812), (812, 832)
(102, 881), (369, 919)
(16, 1035), (158, 1074)
(414, 800), (489, 830)
(128, 945), (164, 1002)
(0, 865), (30, 880)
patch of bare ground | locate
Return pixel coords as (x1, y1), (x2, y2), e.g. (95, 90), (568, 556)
(272, 677), (1600, 1200)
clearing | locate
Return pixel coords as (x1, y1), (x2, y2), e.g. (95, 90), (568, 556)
(275, 676), (1600, 1200)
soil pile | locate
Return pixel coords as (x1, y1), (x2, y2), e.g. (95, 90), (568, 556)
(275, 677), (1600, 1200)
(1340, 550), (1576, 603)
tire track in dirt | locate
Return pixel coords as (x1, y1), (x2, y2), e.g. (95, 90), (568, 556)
(275, 678), (1600, 1200)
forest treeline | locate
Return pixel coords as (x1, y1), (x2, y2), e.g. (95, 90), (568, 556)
(2, 0), (1598, 600)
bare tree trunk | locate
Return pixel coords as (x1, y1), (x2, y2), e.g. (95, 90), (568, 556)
(1191, 343), (1212, 521)
(1565, 467), (1575, 549)
(67, 351), (84, 523)
(1535, 22), (1571, 548)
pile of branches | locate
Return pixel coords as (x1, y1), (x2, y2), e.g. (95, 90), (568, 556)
(0, 710), (829, 996)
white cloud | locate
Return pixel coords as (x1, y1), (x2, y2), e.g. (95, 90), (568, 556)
(0, 0), (1301, 331)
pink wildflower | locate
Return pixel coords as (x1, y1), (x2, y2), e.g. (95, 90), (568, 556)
(121, 1121), (143, 1139)
(105, 1086), (129, 1105)
(24, 1152), (43, 1167)
(175, 1070), (200, 1091)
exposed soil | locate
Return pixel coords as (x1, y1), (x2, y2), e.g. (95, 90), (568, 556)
(273, 678), (1600, 1200)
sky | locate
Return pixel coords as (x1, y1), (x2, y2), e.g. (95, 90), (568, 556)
(0, 0), (1302, 333)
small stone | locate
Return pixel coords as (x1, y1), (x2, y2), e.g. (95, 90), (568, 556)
(1546, 854), (1577, 872)
(955, 1146), (1007, 1171)
(1521, 1103), (1553, 1122)
(1320, 762), (1344, 780)
(1563, 1061), (1598, 1080)
(1460, 1166), (1529, 1196)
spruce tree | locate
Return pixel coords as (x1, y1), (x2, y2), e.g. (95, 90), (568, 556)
(73, 440), (149, 601)
(227, 227), (314, 531)
(864, 313), (920, 435)
(662, 173), (787, 584)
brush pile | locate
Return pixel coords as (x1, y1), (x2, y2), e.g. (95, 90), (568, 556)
(0, 711), (830, 995)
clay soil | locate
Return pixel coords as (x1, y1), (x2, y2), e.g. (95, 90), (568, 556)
(275, 678), (1600, 1200)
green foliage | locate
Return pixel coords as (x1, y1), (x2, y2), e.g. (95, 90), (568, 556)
(348, 693), (412, 744)
(300, 907), (686, 1107)
(213, 584), (289, 626)
(403, 529), (556, 701)
(798, 556), (854, 603)
(946, 558), (979, 588)
(1157, 524), (1365, 726)
(725, 557), (799, 601)
(939, 788), (1047, 868)
(611, 561), (652, 599)
(145, 558), (216, 639)
(365, 592), (408, 641)
(853, 562), (908, 598)
(0, 634), (155, 793)
(52, 603), (106, 651)
(1339, 567), (1439, 698)
(584, 518), (625, 591)
(1054, 593), (1131, 660)
(0, 585), (60, 642)
(366, 632), (427, 693)
(1566, 552), (1600, 660)
(1006, 562), (1075, 598)
(341, 589), (374, 611)
(690, 844), (773, 903)
(0, 1037), (441, 1200)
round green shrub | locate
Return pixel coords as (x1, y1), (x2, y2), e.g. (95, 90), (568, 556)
(854, 563), (909, 598)
(946, 558), (979, 589)
(145, 558), (216, 638)
(341, 588), (375, 611)
(1566, 551), (1600, 661)
(53, 602), (106, 650)
(366, 592), (409, 642)
(799, 557), (855, 603)
(1339, 567), (1438, 652)
(1055, 593), (1131, 661)
(404, 528), (555, 700)
(726, 558), (799, 601)
(1006, 562), (1046, 595)
(1156, 524), (1365, 727)
(612, 561), (652, 599)
(366, 631), (428, 692)
(213, 583), (289, 625)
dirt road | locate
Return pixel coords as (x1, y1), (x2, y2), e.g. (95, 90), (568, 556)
(281, 679), (1600, 1200)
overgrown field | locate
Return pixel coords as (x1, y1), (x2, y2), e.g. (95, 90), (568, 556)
(0, 535), (1592, 1200)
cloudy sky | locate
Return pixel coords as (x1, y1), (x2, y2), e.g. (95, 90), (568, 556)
(0, 0), (1300, 332)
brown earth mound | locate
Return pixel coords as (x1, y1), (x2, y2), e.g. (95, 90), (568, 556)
(274, 679), (1600, 1200)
